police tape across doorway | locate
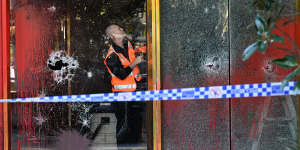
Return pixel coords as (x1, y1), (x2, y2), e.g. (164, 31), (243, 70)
(1, 81), (299, 103)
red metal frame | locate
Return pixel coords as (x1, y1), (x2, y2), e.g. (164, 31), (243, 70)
(1, 0), (10, 149)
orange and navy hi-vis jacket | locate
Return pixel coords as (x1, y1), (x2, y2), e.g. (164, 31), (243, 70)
(104, 41), (142, 92)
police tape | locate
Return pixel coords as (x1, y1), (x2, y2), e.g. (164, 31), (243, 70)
(0, 81), (299, 103)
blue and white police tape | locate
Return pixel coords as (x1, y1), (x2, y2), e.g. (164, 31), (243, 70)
(0, 81), (299, 103)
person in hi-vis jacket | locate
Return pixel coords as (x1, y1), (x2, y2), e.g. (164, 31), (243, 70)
(104, 24), (146, 145)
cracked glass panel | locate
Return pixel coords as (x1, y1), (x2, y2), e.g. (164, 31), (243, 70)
(160, 0), (230, 149)
(10, 0), (149, 149)
(230, 0), (298, 150)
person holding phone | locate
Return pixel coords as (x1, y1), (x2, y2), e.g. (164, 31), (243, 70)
(104, 24), (146, 146)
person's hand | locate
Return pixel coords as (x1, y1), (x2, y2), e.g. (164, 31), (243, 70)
(135, 56), (144, 65)
(130, 56), (144, 69)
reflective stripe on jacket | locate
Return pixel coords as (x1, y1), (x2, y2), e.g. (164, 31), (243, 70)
(104, 40), (140, 92)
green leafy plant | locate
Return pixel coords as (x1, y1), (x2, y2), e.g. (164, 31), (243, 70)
(243, 0), (300, 88)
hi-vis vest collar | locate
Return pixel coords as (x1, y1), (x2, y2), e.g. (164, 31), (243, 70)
(107, 41), (133, 63)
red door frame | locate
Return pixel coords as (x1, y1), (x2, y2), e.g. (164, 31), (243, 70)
(1, 0), (10, 150)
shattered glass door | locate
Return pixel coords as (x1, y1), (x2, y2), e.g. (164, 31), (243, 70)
(10, 0), (149, 149)
(160, 0), (298, 150)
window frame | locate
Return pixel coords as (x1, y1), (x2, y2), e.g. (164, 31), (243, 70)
(1, 0), (163, 150)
